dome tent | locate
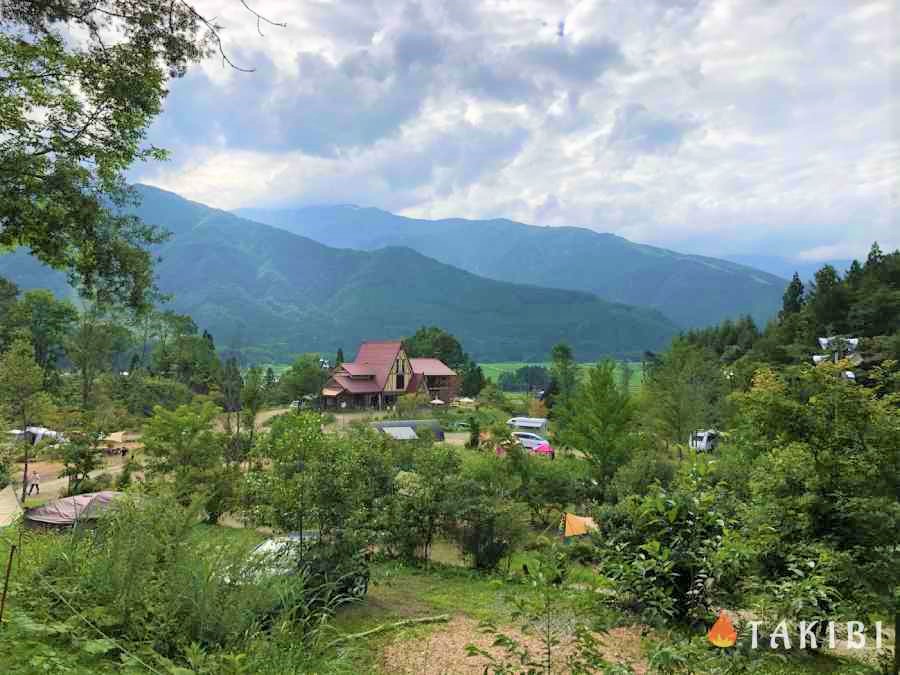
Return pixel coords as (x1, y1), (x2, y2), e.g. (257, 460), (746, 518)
(24, 491), (124, 529)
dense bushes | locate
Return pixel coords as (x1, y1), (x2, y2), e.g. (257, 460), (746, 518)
(13, 494), (336, 668)
(593, 460), (737, 625)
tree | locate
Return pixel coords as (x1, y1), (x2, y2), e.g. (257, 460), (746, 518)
(65, 306), (117, 409)
(0, 1), (288, 308)
(263, 366), (278, 402)
(555, 360), (634, 480)
(618, 362), (632, 394)
(335, 348), (344, 366)
(0, 276), (20, 351)
(280, 354), (328, 402)
(220, 356), (243, 441)
(60, 427), (105, 496)
(0, 339), (53, 501)
(807, 265), (850, 334)
(241, 365), (265, 449)
(549, 342), (578, 408)
(460, 362), (486, 396)
(403, 326), (467, 369)
(8, 290), (78, 378)
(497, 365), (550, 392)
(735, 362), (900, 617)
(781, 272), (805, 317)
(641, 341), (726, 453)
(142, 402), (231, 517)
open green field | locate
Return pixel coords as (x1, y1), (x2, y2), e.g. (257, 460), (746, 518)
(479, 361), (644, 394)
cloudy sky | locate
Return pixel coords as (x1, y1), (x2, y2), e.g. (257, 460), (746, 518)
(134, 0), (899, 261)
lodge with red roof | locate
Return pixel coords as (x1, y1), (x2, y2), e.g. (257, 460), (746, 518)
(321, 340), (458, 409)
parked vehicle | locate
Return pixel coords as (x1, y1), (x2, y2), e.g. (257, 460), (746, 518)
(689, 429), (720, 452)
(239, 532), (370, 611)
(512, 431), (546, 449)
(512, 431), (555, 457)
(507, 416), (548, 432)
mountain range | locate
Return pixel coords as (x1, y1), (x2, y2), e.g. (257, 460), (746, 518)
(0, 186), (680, 363)
(236, 205), (788, 329)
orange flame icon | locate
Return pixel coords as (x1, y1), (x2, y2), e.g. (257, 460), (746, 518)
(707, 611), (737, 648)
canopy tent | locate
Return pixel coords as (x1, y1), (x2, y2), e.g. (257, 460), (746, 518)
(562, 512), (598, 537)
(24, 491), (124, 529)
(430, 398), (445, 405)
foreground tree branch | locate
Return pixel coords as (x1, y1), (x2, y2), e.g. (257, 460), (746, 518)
(0, 1), (284, 309)
(324, 614), (451, 649)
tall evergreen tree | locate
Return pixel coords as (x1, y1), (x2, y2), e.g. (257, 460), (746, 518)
(336, 347), (344, 366)
(808, 265), (850, 334)
(549, 342), (578, 408)
(781, 272), (805, 316)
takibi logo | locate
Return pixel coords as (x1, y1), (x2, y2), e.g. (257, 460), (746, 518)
(707, 611), (737, 648)
(705, 614), (887, 651)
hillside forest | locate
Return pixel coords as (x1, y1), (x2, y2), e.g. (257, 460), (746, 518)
(0, 243), (897, 674)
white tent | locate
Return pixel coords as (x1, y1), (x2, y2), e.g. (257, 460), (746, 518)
(430, 398), (445, 405)
(7, 427), (65, 445)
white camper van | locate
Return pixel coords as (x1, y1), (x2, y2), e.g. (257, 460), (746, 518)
(689, 429), (720, 452)
(507, 417), (548, 432)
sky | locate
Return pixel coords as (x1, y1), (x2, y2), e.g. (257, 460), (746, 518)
(134, 0), (900, 261)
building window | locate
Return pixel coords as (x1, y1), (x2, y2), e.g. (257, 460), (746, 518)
(396, 369), (405, 390)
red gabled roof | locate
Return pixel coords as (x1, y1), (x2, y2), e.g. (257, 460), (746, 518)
(340, 362), (374, 377)
(325, 340), (403, 396)
(353, 340), (403, 390)
(329, 373), (382, 394)
(323, 341), (457, 398)
(410, 358), (456, 376)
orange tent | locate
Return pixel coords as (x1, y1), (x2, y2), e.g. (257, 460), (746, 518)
(562, 512), (598, 537)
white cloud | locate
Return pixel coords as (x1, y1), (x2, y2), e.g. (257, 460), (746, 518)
(135, 0), (900, 260)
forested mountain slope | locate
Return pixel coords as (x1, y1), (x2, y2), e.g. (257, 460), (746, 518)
(237, 204), (788, 329)
(0, 186), (678, 363)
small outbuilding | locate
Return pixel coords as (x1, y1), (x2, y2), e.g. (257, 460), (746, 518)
(372, 419), (445, 441)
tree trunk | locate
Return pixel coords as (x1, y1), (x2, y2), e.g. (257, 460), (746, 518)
(19, 414), (30, 503)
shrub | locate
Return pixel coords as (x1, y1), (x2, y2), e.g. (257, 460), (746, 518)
(455, 498), (529, 571)
(607, 439), (676, 502)
(15, 492), (342, 666)
(594, 461), (737, 625)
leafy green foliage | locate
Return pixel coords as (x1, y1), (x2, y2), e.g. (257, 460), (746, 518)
(640, 340), (726, 449)
(594, 460), (737, 624)
(142, 402), (236, 522)
(555, 360), (634, 480)
(5, 289), (78, 379)
(9, 494), (341, 669)
(278, 354), (328, 403)
(0, 1), (213, 307)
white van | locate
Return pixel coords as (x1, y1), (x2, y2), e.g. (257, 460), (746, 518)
(507, 417), (548, 432)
